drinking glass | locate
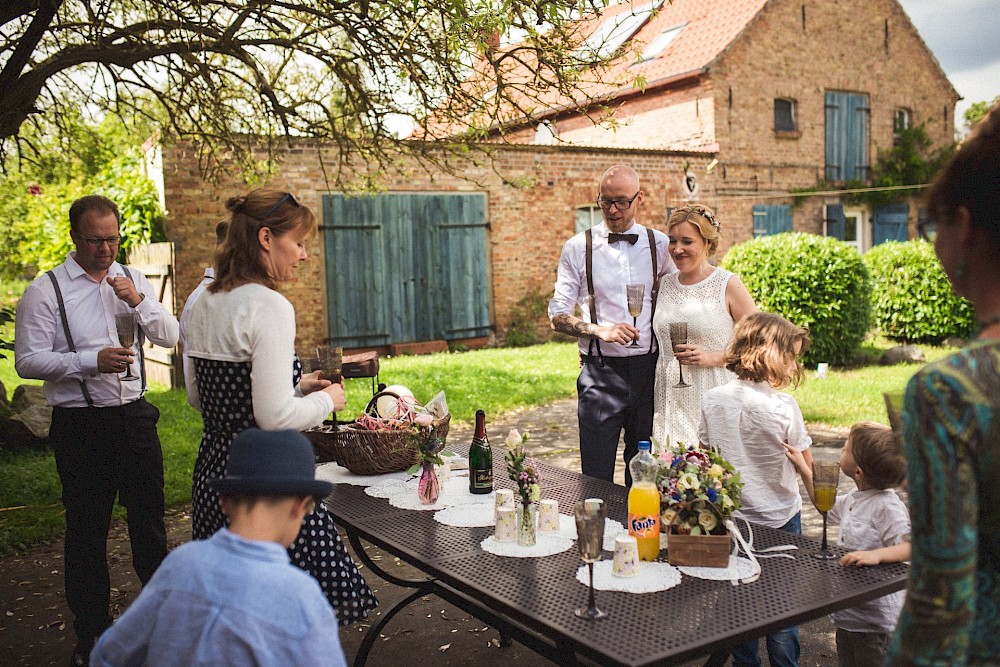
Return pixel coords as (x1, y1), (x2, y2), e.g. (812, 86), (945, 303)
(316, 345), (343, 383)
(114, 313), (139, 382)
(883, 392), (905, 451)
(573, 500), (608, 620)
(625, 284), (644, 348)
(668, 322), (691, 388)
(811, 461), (840, 560)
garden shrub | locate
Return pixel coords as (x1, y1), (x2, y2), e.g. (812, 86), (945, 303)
(721, 232), (870, 366)
(504, 288), (553, 347)
(864, 240), (975, 343)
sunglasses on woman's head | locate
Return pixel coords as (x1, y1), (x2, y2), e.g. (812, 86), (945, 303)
(263, 192), (299, 218)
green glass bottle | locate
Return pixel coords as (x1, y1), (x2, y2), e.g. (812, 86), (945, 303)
(468, 409), (493, 494)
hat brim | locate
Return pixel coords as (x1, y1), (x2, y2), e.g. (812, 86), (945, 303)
(209, 477), (333, 498)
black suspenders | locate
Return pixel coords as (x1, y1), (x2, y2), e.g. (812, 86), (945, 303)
(46, 267), (148, 405)
(584, 227), (660, 359)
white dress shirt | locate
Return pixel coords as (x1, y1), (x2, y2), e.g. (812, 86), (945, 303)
(14, 253), (180, 408)
(179, 267), (215, 408)
(699, 378), (813, 528)
(183, 282), (333, 428)
(828, 488), (910, 633)
(548, 222), (674, 357)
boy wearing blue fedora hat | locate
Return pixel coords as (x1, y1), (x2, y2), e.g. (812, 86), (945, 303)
(91, 429), (347, 666)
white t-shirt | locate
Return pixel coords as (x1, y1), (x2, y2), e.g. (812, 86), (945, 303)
(828, 488), (910, 633)
(699, 379), (812, 528)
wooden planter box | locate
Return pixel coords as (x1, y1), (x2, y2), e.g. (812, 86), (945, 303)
(666, 530), (731, 568)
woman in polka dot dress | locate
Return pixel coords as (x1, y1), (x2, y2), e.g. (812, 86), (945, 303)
(184, 188), (377, 625)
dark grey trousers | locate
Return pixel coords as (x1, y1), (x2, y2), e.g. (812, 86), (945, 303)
(577, 351), (658, 486)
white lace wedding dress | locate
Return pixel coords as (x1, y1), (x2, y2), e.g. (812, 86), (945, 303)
(652, 268), (736, 448)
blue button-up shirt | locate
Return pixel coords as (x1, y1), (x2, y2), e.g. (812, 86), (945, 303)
(91, 529), (347, 667)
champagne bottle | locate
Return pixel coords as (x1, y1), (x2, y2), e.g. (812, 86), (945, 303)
(468, 409), (493, 494)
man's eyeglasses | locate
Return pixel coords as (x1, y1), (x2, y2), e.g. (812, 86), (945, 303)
(917, 220), (937, 242)
(263, 192), (299, 218)
(78, 235), (122, 248)
(596, 191), (640, 210)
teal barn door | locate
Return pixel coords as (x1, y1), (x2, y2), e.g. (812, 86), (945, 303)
(323, 193), (490, 347)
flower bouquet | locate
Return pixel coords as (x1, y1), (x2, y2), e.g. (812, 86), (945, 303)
(504, 429), (540, 546)
(655, 441), (743, 567)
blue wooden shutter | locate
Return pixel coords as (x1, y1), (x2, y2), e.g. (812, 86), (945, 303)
(323, 193), (489, 347)
(873, 204), (909, 245)
(434, 195), (491, 340)
(826, 92), (869, 181)
(825, 204), (845, 240)
(323, 195), (389, 348)
(752, 205), (793, 237)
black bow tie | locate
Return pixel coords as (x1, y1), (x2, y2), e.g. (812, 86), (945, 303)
(608, 233), (639, 245)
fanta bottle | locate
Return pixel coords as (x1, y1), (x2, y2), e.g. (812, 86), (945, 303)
(628, 440), (661, 561)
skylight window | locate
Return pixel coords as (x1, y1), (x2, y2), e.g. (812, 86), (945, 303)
(640, 24), (685, 61)
(580, 0), (664, 60)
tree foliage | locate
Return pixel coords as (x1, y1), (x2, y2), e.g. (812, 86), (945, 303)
(964, 97), (1000, 132)
(1, 1), (625, 184)
(0, 113), (164, 279)
(842, 124), (954, 208)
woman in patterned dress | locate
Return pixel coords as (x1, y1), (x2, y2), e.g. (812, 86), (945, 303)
(651, 205), (757, 448)
(886, 108), (1000, 664)
(184, 189), (377, 625)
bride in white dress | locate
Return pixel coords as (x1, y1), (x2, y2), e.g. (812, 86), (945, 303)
(652, 205), (757, 448)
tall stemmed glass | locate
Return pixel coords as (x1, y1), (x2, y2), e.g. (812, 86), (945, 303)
(883, 392), (905, 450)
(669, 322), (691, 388)
(625, 284), (644, 348)
(811, 461), (840, 559)
(574, 500), (608, 620)
(114, 313), (139, 382)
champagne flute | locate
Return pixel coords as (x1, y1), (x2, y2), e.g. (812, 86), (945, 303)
(668, 322), (691, 388)
(811, 461), (840, 560)
(883, 392), (905, 451)
(625, 284), (644, 348)
(114, 313), (139, 382)
(573, 500), (608, 620)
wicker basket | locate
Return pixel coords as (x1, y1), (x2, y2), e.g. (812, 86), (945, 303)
(665, 501), (732, 568)
(304, 414), (450, 476)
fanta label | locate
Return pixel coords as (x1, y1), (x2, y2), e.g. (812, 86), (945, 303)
(628, 514), (660, 538)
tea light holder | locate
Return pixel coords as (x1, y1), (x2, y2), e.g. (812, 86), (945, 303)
(495, 506), (516, 542)
(538, 499), (560, 533)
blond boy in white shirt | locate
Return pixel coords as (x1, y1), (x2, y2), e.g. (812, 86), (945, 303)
(786, 421), (911, 667)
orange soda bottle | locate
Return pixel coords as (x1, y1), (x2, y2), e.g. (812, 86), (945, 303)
(628, 440), (661, 561)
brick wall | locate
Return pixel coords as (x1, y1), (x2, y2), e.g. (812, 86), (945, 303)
(162, 142), (712, 352)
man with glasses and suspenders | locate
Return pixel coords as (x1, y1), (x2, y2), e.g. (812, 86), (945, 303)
(549, 165), (674, 486)
(14, 195), (179, 666)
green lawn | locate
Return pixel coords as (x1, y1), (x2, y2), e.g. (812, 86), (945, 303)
(0, 338), (947, 555)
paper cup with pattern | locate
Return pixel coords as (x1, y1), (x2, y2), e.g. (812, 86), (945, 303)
(494, 506), (517, 542)
(494, 489), (514, 523)
(538, 499), (560, 533)
(612, 534), (640, 577)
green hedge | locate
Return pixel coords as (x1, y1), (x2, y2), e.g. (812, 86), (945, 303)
(864, 240), (975, 343)
(721, 232), (871, 365)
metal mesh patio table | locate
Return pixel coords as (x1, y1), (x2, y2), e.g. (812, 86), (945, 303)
(325, 448), (907, 667)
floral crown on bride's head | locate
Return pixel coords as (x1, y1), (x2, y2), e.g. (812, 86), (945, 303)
(675, 204), (720, 232)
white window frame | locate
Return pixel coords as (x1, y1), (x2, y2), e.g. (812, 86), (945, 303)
(843, 209), (865, 252)
(640, 24), (685, 61)
(575, 205), (602, 234)
(578, 0), (662, 59)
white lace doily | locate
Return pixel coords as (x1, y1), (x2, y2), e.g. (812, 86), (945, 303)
(678, 556), (758, 581)
(576, 561), (682, 593)
(364, 479), (411, 499)
(315, 462), (410, 487)
(386, 476), (496, 511)
(435, 503), (495, 527)
(480, 534), (575, 558)
(554, 515), (626, 551)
